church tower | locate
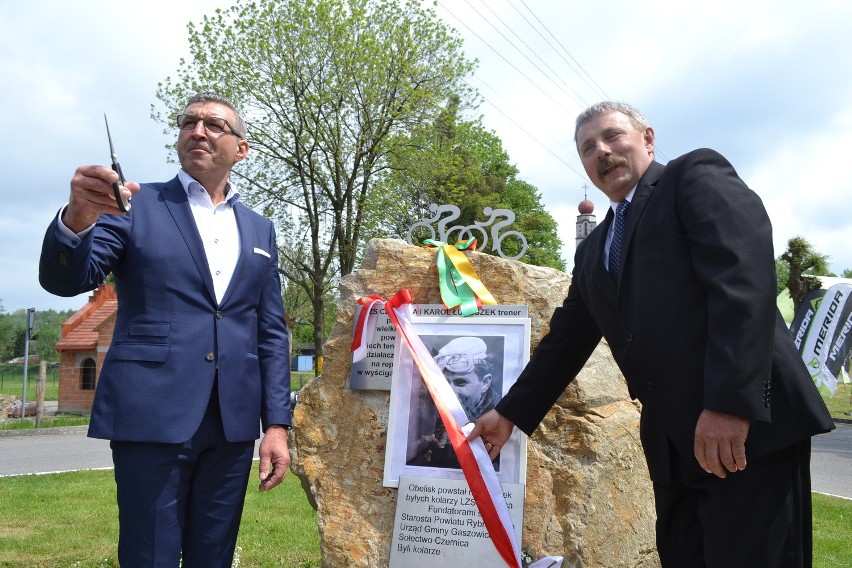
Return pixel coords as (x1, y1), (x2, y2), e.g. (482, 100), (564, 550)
(576, 186), (597, 247)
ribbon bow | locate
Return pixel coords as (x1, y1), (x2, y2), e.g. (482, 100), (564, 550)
(423, 238), (496, 316)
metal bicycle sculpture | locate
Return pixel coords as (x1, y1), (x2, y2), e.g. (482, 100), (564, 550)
(406, 204), (529, 260)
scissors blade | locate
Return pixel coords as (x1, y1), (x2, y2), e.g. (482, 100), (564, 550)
(104, 114), (126, 183)
(104, 114), (118, 159)
(103, 113), (129, 211)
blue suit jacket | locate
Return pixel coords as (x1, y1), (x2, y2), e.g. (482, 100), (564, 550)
(40, 177), (291, 443)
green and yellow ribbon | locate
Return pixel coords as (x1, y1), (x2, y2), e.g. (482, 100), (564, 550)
(423, 238), (497, 316)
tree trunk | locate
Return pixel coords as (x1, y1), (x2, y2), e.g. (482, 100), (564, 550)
(312, 293), (325, 377)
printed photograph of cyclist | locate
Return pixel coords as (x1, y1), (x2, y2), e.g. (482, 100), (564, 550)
(382, 316), (529, 487)
(406, 335), (504, 470)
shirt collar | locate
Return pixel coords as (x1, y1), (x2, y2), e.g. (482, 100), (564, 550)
(177, 169), (241, 204)
(609, 185), (637, 214)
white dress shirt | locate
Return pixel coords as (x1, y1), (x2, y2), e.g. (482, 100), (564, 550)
(177, 169), (241, 305)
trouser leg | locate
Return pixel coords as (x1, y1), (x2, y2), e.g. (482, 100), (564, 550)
(111, 386), (255, 568)
(653, 439), (813, 568)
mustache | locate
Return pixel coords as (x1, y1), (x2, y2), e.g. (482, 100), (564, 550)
(186, 142), (212, 152)
(597, 156), (627, 176)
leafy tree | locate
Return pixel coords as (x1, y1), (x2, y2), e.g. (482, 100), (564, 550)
(842, 268), (852, 279)
(779, 236), (832, 308)
(281, 280), (317, 347)
(281, 277), (336, 375)
(0, 301), (12, 362)
(0, 310), (27, 363)
(0, 309), (73, 363)
(775, 258), (790, 295)
(155, 0), (475, 366)
(371, 95), (565, 270)
(0, 319), (18, 363)
(31, 309), (73, 363)
(500, 179), (565, 270)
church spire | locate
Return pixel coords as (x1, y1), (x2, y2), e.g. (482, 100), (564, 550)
(576, 184), (597, 247)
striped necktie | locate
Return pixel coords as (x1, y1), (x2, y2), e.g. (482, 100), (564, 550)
(608, 200), (630, 281)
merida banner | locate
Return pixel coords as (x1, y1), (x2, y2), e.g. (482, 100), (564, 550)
(791, 283), (852, 395)
(790, 289), (826, 351)
(824, 288), (852, 388)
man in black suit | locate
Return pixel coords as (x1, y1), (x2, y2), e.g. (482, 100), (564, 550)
(468, 101), (834, 567)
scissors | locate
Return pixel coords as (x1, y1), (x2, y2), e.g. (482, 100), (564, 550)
(104, 114), (130, 212)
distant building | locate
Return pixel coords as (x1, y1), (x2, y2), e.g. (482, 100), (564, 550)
(53, 285), (117, 414)
(576, 192), (597, 247)
(292, 343), (316, 373)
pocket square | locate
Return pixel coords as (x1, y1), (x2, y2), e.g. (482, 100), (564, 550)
(253, 247), (271, 258)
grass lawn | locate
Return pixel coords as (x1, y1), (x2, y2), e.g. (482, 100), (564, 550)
(291, 371), (315, 391)
(0, 368), (60, 402)
(822, 382), (852, 421)
(0, 415), (90, 431)
(0, 467), (849, 567)
(0, 469), (320, 568)
(812, 493), (852, 567)
(0, 371), (315, 430)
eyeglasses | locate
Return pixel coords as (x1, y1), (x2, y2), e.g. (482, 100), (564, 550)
(434, 352), (485, 375)
(176, 114), (244, 138)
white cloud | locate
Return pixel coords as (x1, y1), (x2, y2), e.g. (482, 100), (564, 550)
(3, 0), (852, 312)
(748, 104), (852, 273)
(442, 0), (852, 274)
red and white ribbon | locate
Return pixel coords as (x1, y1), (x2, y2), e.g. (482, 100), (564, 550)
(351, 295), (385, 362)
(358, 290), (522, 568)
(352, 291), (563, 568)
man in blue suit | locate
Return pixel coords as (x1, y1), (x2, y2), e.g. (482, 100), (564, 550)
(40, 92), (292, 567)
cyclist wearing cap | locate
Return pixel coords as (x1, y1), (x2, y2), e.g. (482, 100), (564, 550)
(408, 336), (502, 469)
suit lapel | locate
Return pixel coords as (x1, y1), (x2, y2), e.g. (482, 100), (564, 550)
(220, 202), (253, 307)
(620, 161), (663, 276)
(586, 208), (617, 304)
(160, 177), (217, 305)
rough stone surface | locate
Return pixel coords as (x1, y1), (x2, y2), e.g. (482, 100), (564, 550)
(290, 238), (659, 567)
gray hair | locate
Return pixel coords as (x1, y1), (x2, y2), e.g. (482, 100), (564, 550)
(574, 101), (649, 141)
(184, 91), (248, 139)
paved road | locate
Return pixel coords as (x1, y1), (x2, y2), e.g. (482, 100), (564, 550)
(0, 426), (262, 477)
(811, 421), (852, 499)
(0, 426), (113, 476)
(1, 422), (849, 500)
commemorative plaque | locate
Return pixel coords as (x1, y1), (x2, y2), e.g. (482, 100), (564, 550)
(389, 476), (524, 567)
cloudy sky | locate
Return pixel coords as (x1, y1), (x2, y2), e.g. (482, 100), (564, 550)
(2, 0), (851, 313)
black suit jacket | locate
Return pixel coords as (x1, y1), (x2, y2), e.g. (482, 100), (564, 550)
(497, 149), (834, 484)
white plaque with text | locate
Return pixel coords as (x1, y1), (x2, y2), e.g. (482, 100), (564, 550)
(389, 476), (524, 567)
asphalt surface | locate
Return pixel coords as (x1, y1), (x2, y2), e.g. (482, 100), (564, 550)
(810, 421), (852, 499)
(0, 426), (264, 476)
(1, 420), (849, 500)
